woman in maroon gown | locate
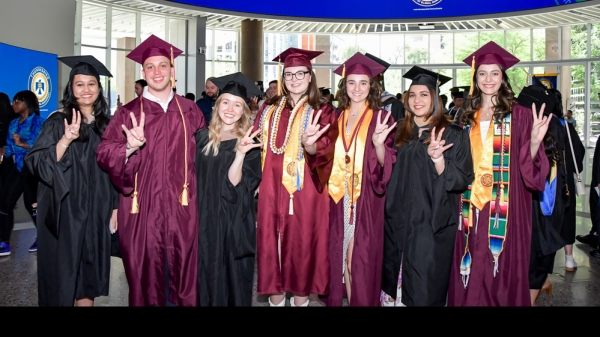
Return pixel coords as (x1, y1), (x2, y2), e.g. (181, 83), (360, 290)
(448, 41), (552, 306)
(254, 48), (338, 307)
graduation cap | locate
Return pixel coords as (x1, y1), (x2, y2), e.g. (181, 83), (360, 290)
(126, 34), (183, 90)
(403, 66), (452, 116)
(211, 72), (263, 100)
(333, 52), (387, 79)
(364, 53), (391, 73)
(450, 86), (470, 98)
(319, 87), (331, 95)
(272, 47), (323, 96)
(463, 41), (520, 95)
(57, 55), (112, 79)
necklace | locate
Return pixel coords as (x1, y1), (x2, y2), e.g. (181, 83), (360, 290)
(269, 96), (308, 155)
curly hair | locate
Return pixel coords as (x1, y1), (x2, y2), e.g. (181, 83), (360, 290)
(459, 64), (514, 128)
(203, 94), (253, 156)
(395, 85), (451, 148)
(335, 75), (382, 112)
(265, 68), (323, 110)
(61, 75), (110, 141)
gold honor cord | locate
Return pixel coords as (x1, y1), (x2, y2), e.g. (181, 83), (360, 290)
(469, 55), (475, 96)
(131, 95), (144, 214)
(174, 96), (189, 206)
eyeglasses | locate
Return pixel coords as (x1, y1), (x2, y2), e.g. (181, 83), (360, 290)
(283, 71), (310, 81)
(11, 99), (22, 105)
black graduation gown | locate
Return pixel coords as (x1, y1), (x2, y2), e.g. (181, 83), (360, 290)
(195, 128), (262, 306)
(529, 117), (570, 288)
(382, 124), (474, 306)
(382, 96), (405, 122)
(560, 121), (585, 245)
(25, 112), (119, 306)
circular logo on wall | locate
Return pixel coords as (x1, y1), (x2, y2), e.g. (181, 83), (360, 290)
(413, 0), (443, 7)
(29, 66), (52, 108)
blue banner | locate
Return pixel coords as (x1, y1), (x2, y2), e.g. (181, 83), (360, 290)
(533, 74), (558, 90)
(0, 42), (58, 119)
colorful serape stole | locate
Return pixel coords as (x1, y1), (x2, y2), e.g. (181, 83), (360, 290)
(459, 113), (511, 288)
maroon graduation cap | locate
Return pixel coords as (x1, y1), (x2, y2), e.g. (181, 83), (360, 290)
(333, 52), (387, 79)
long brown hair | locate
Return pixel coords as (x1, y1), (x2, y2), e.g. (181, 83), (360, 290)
(395, 85), (451, 148)
(336, 76), (382, 112)
(459, 64), (514, 127)
(203, 94), (253, 156)
(265, 68), (323, 110)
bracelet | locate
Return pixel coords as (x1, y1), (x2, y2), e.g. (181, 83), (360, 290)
(59, 142), (69, 148)
(431, 156), (444, 163)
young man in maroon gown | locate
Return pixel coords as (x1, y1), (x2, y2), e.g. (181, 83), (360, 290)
(96, 35), (205, 306)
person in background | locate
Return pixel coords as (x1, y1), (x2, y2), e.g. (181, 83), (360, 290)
(365, 53), (405, 121)
(185, 93), (195, 101)
(25, 55), (119, 306)
(135, 79), (147, 98)
(0, 90), (44, 256)
(258, 80), (277, 112)
(446, 86), (469, 122)
(195, 73), (262, 306)
(319, 87), (334, 106)
(564, 109), (576, 128)
(196, 77), (219, 124)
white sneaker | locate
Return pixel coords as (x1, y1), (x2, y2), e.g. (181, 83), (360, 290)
(565, 255), (577, 272)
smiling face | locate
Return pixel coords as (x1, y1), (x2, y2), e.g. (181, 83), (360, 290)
(283, 66), (311, 97)
(345, 74), (370, 105)
(142, 55), (173, 94)
(217, 93), (246, 128)
(72, 74), (99, 108)
(408, 84), (433, 118)
(476, 64), (503, 96)
(205, 80), (219, 99)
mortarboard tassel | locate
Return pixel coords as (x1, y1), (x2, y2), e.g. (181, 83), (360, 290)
(468, 55), (475, 96)
(131, 173), (139, 214)
(289, 194), (294, 215)
(179, 184), (189, 206)
(170, 46), (176, 89)
(341, 63), (346, 79)
(277, 57), (282, 96)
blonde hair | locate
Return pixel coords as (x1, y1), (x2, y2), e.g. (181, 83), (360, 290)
(202, 94), (253, 156)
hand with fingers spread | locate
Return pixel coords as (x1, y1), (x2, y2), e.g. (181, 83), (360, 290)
(63, 109), (82, 144)
(372, 110), (398, 148)
(121, 111), (146, 151)
(249, 96), (259, 112)
(530, 103), (552, 146)
(428, 127), (454, 162)
(237, 127), (263, 155)
(301, 109), (331, 154)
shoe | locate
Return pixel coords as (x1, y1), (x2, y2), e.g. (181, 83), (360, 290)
(0, 242), (10, 256)
(565, 255), (578, 272)
(268, 297), (286, 307)
(590, 249), (600, 259)
(290, 297), (309, 307)
(29, 238), (37, 252)
(540, 283), (553, 296)
(576, 234), (598, 247)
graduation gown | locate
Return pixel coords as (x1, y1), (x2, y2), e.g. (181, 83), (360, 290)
(382, 124), (473, 306)
(560, 121), (585, 245)
(253, 101), (338, 296)
(96, 95), (205, 306)
(195, 128), (262, 306)
(25, 112), (118, 306)
(322, 110), (396, 306)
(447, 103), (550, 306)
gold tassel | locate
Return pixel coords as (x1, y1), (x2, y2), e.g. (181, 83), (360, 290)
(341, 63), (346, 78)
(277, 57), (282, 96)
(499, 184), (505, 206)
(468, 55), (475, 96)
(170, 46), (176, 89)
(179, 184), (189, 206)
(288, 194), (294, 215)
(131, 173), (139, 214)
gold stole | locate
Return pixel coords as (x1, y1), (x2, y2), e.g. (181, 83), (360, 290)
(328, 108), (373, 206)
(470, 110), (495, 213)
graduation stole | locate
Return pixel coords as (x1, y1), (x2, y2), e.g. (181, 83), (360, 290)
(328, 106), (372, 218)
(258, 96), (312, 215)
(458, 111), (511, 287)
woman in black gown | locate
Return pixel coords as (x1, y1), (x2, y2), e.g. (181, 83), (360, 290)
(25, 56), (118, 306)
(195, 73), (262, 306)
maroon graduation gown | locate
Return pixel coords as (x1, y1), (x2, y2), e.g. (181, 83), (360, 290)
(322, 111), (396, 306)
(254, 101), (338, 296)
(447, 103), (550, 306)
(96, 95), (205, 306)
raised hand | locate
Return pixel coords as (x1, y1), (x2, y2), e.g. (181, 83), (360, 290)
(531, 103), (551, 145)
(237, 127), (262, 155)
(121, 111), (146, 149)
(372, 110), (397, 147)
(427, 127), (453, 160)
(63, 108), (81, 142)
(249, 96), (259, 112)
(301, 109), (331, 148)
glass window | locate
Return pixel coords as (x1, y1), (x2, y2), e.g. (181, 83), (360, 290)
(141, 14), (165, 41)
(506, 67), (529, 96)
(383, 69), (404, 98)
(81, 3), (106, 47)
(110, 49), (138, 114)
(480, 31), (504, 47)
(356, 34), (380, 59)
(380, 34), (405, 64)
(454, 33), (478, 63)
(570, 24), (588, 60)
(213, 61), (236, 77)
(206, 29), (213, 61)
(205, 61), (213, 81)
(169, 18), (187, 54)
(506, 29), (531, 62)
(455, 69), (472, 89)
(405, 34), (428, 65)
(592, 24), (600, 58)
(214, 30), (237, 61)
(429, 33), (453, 64)
(263, 65), (278, 85)
(330, 35), (357, 64)
(111, 9), (136, 49)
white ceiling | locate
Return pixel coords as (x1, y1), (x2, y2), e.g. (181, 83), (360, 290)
(87, 0), (600, 34)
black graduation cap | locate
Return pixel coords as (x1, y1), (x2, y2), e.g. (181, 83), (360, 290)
(364, 53), (391, 73)
(450, 86), (470, 96)
(211, 72), (263, 100)
(319, 87), (331, 95)
(403, 66), (452, 90)
(57, 55), (113, 79)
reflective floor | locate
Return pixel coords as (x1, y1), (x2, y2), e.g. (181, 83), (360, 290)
(1, 195), (599, 306)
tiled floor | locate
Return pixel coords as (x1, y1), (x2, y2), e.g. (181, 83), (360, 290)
(1, 196), (599, 306)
